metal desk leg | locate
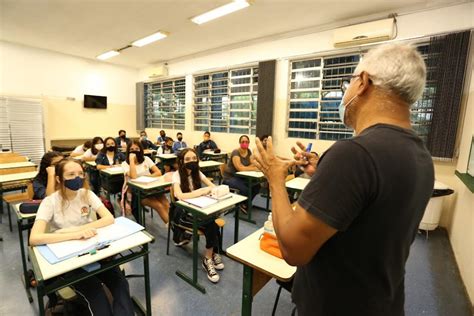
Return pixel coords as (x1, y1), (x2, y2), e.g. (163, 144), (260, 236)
(18, 218), (33, 303)
(36, 280), (45, 316)
(240, 178), (256, 224)
(234, 205), (240, 244)
(242, 265), (254, 316)
(175, 216), (206, 293)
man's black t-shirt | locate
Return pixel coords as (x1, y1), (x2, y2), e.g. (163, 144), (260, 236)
(293, 124), (434, 316)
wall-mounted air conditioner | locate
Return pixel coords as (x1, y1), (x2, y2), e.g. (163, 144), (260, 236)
(147, 64), (168, 79)
(333, 18), (395, 48)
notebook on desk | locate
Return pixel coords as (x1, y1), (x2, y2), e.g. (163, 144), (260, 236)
(130, 176), (160, 184)
(183, 194), (232, 208)
(37, 217), (144, 264)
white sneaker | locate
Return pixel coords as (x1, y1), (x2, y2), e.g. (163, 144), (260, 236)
(202, 257), (220, 283)
(212, 253), (224, 270)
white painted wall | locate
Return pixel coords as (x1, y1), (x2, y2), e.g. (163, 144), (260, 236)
(0, 41), (140, 148)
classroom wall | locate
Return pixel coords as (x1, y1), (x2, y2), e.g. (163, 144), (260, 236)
(0, 40), (140, 149)
(139, 2), (474, 303)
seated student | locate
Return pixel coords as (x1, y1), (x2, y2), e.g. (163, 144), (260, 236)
(222, 135), (259, 214)
(157, 130), (167, 145)
(96, 137), (126, 170)
(157, 137), (175, 155)
(121, 140), (169, 224)
(115, 130), (131, 151)
(32, 151), (64, 199)
(172, 132), (187, 152)
(70, 140), (92, 157)
(197, 131), (219, 158)
(139, 131), (158, 150)
(172, 148), (224, 283)
(29, 159), (134, 316)
(83, 136), (104, 162)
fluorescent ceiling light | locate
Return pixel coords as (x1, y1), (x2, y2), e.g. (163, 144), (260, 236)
(132, 31), (168, 47)
(96, 50), (120, 60)
(191, 0), (250, 25)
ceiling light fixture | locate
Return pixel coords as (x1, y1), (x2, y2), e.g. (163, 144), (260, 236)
(96, 50), (120, 60)
(191, 0), (250, 25)
(132, 31), (168, 47)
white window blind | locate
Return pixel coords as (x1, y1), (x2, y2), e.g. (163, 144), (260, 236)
(0, 97), (45, 163)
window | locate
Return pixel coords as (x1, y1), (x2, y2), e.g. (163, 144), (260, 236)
(144, 78), (186, 129)
(193, 67), (258, 134)
(287, 45), (436, 142)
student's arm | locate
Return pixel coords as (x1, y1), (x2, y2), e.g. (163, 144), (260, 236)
(128, 154), (138, 179)
(232, 155), (258, 172)
(29, 220), (98, 245)
(54, 205), (114, 234)
(173, 182), (212, 200)
(201, 176), (216, 188)
(82, 150), (96, 162)
(45, 166), (57, 196)
(95, 154), (110, 170)
(149, 164), (162, 177)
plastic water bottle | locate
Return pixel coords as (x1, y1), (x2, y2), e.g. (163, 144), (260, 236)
(263, 213), (275, 236)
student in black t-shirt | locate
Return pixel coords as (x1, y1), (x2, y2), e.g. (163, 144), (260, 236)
(197, 131), (219, 158)
(252, 43), (434, 316)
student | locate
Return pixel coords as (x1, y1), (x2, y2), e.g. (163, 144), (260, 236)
(83, 136), (104, 162)
(29, 159), (134, 316)
(157, 137), (175, 155)
(157, 130), (167, 145)
(96, 137), (126, 170)
(70, 140), (92, 157)
(115, 130), (131, 151)
(172, 148), (224, 283)
(32, 151), (64, 199)
(197, 131), (218, 158)
(121, 140), (169, 224)
(172, 132), (187, 152)
(222, 135), (259, 213)
(139, 131), (158, 150)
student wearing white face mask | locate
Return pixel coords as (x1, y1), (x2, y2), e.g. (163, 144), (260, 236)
(83, 136), (104, 162)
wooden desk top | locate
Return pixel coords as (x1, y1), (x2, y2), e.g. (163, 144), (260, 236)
(285, 177), (310, 192)
(199, 160), (223, 168)
(0, 171), (38, 184)
(0, 161), (36, 169)
(227, 228), (296, 281)
(176, 193), (247, 216)
(31, 231), (153, 281)
(236, 171), (265, 179)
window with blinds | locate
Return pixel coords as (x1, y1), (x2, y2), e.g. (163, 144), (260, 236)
(0, 97), (45, 163)
(194, 66), (258, 134)
(288, 45), (436, 142)
(144, 77), (186, 129)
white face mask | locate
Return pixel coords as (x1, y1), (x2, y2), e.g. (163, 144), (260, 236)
(338, 94), (358, 127)
(95, 143), (104, 150)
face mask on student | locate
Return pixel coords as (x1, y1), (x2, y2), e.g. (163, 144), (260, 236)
(177, 137), (183, 141)
(120, 134), (126, 139)
(95, 143), (104, 150)
(240, 143), (249, 150)
(64, 176), (84, 191)
(106, 146), (116, 152)
(185, 161), (199, 172)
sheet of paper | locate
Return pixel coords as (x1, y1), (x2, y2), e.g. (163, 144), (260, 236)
(183, 196), (219, 208)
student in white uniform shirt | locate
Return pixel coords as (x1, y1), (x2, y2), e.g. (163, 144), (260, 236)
(29, 158), (134, 316)
(70, 140), (92, 157)
(121, 140), (170, 224)
(82, 136), (104, 162)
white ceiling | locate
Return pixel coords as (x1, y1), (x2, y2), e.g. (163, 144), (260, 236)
(0, 0), (469, 69)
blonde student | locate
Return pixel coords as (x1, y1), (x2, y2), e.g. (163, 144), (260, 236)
(121, 140), (170, 224)
(29, 159), (134, 316)
(172, 148), (224, 283)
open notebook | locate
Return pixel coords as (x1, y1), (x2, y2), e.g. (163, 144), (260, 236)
(183, 194), (232, 208)
(37, 217), (144, 264)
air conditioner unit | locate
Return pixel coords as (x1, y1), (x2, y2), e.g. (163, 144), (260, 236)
(147, 64), (168, 79)
(333, 18), (395, 48)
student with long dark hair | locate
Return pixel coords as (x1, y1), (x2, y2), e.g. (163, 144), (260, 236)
(83, 136), (104, 162)
(121, 140), (169, 224)
(96, 137), (125, 170)
(172, 148), (224, 283)
(32, 151), (64, 199)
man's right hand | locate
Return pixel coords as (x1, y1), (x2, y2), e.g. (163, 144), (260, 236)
(291, 141), (319, 177)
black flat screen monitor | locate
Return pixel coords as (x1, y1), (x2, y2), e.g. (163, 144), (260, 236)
(84, 95), (107, 109)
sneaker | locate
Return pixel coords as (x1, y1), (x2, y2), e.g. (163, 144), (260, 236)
(202, 257), (220, 283)
(212, 253), (224, 270)
(173, 230), (191, 247)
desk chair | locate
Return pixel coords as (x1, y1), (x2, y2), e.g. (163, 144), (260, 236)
(272, 278), (296, 316)
(166, 186), (225, 255)
(3, 181), (33, 232)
